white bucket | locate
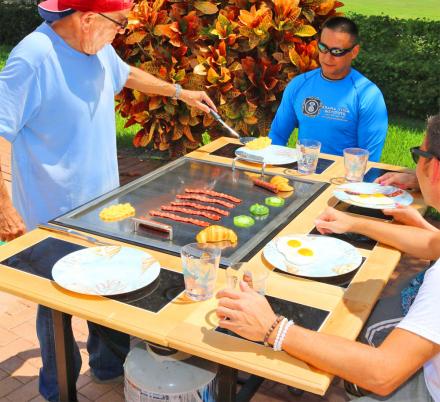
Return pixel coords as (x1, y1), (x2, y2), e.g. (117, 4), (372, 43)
(124, 342), (218, 402)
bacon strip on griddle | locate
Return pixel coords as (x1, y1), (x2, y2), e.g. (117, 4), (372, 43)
(149, 211), (210, 227)
(185, 189), (241, 203)
(170, 201), (229, 216)
(176, 194), (235, 209)
(161, 205), (221, 221)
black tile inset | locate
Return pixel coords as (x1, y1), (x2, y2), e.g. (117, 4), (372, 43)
(0, 237), (184, 314)
(210, 143), (241, 158)
(309, 227), (376, 250)
(279, 158), (334, 174)
(210, 143), (335, 174)
(345, 204), (392, 220)
(216, 295), (330, 340)
(0, 237), (83, 280)
(363, 167), (394, 183)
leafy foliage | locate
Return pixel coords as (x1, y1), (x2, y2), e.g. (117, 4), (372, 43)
(0, 2), (41, 45)
(351, 14), (440, 119)
(114, 0), (343, 156)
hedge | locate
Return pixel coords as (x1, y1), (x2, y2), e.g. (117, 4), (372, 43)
(0, 2), (41, 45)
(350, 14), (440, 119)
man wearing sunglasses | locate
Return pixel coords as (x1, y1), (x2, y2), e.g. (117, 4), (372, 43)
(269, 16), (388, 162)
(0, 0), (217, 400)
(217, 114), (440, 401)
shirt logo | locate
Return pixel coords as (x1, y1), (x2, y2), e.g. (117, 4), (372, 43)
(302, 97), (322, 117)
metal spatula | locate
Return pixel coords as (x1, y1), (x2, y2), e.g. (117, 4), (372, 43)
(209, 108), (241, 139)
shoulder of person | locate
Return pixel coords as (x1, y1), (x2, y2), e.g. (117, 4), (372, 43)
(350, 69), (386, 106)
(350, 68), (381, 91)
(9, 23), (55, 71)
(424, 258), (440, 281)
(285, 68), (320, 92)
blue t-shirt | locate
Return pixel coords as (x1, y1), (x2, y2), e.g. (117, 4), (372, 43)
(0, 23), (130, 229)
(269, 68), (388, 162)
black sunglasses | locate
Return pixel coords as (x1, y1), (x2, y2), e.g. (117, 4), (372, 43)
(98, 13), (128, 30)
(410, 146), (438, 164)
(317, 41), (356, 57)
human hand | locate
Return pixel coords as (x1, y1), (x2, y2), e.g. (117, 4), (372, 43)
(0, 205), (26, 241)
(314, 207), (358, 235)
(383, 205), (437, 230)
(374, 172), (419, 190)
(179, 90), (217, 114)
(216, 281), (277, 342)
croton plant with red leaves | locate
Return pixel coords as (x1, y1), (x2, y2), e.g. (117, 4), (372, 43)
(113, 0), (344, 156)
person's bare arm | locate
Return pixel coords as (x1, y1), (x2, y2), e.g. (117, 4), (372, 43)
(125, 66), (216, 114)
(0, 156), (26, 241)
(315, 207), (440, 260)
(217, 283), (439, 396)
(277, 325), (437, 396)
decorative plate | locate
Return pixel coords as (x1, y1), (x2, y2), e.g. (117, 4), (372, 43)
(235, 145), (298, 165)
(263, 235), (362, 279)
(52, 246), (160, 295)
(333, 182), (413, 209)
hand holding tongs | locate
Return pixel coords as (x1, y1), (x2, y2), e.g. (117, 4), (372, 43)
(209, 108), (241, 139)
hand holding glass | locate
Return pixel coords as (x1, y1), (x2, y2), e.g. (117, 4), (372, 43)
(344, 148), (369, 182)
(296, 139), (321, 175)
(181, 243), (220, 301)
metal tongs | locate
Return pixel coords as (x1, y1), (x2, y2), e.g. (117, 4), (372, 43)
(209, 108), (241, 139)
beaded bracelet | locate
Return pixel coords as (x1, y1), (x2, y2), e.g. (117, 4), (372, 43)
(263, 315), (284, 347)
(273, 318), (288, 351)
(274, 320), (294, 352)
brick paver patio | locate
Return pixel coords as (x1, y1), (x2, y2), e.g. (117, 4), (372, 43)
(0, 138), (429, 401)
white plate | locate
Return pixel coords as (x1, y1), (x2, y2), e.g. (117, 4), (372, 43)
(235, 145), (298, 165)
(333, 182), (413, 209)
(263, 235), (362, 278)
(52, 246), (160, 295)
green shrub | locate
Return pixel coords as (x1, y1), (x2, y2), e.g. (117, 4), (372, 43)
(0, 2), (41, 45)
(350, 14), (440, 119)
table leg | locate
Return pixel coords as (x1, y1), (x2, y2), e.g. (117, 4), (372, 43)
(52, 310), (78, 402)
(217, 365), (238, 402)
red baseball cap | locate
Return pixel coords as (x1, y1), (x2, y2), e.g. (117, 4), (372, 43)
(39, 0), (132, 12)
(38, 0), (132, 22)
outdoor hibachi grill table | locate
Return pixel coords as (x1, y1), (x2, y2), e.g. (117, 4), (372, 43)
(0, 137), (426, 401)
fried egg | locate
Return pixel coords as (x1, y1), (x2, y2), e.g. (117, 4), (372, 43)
(349, 194), (395, 207)
(276, 237), (316, 266)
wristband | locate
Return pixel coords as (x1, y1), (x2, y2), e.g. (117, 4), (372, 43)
(273, 318), (288, 351)
(263, 315), (284, 347)
(276, 320), (294, 351)
(173, 83), (182, 100)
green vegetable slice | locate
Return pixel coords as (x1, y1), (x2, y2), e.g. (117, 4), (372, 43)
(249, 203), (269, 216)
(265, 196), (285, 207)
(233, 215), (255, 228)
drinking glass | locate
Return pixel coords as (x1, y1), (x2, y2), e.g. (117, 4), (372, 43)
(344, 148), (369, 182)
(225, 262), (269, 295)
(296, 139), (321, 175)
(180, 243), (221, 301)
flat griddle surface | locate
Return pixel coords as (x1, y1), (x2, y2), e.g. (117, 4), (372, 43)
(52, 158), (328, 265)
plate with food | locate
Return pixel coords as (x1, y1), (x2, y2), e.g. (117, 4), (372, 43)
(235, 138), (298, 165)
(333, 182), (413, 209)
(52, 246), (160, 295)
(263, 235), (362, 280)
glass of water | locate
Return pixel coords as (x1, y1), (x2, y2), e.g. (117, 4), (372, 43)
(181, 243), (221, 301)
(344, 148), (369, 182)
(225, 262), (269, 295)
(296, 139), (321, 175)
